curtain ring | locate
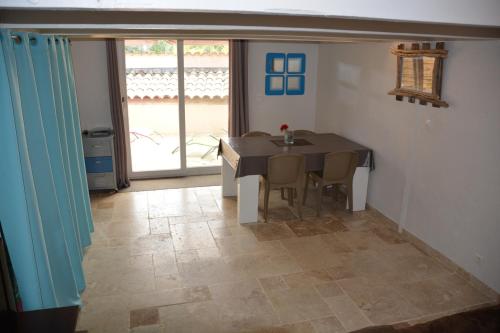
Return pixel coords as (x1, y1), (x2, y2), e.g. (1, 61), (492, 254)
(10, 35), (22, 44)
(29, 37), (37, 46)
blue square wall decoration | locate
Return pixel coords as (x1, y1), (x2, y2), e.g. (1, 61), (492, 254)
(286, 75), (305, 95)
(265, 52), (306, 96)
(266, 53), (286, 74)
(265, 75), (285, 95)
(286, 53), (306, 74)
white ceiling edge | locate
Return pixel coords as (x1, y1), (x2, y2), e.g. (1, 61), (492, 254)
(1, 0), (500, 27)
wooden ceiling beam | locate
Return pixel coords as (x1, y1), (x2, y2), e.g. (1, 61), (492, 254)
(1, 9), (499, 40)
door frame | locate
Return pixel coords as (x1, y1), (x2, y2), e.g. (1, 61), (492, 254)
(119, 39), (222, 180)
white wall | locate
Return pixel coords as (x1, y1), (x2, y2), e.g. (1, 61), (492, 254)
(315, 40), (500, 293)
(5, 0), (500, 26)
(248, 41), (318, 135)
(71, 41), (113, 131)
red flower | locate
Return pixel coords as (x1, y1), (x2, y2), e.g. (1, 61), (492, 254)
(280, 124), (289, 131)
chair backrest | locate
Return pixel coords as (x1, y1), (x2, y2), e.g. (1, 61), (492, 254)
(294, 130), (315, 136)
(267, 153), (305, 185)
(322, 151), (359, 182)
(241, 131), (271, 138)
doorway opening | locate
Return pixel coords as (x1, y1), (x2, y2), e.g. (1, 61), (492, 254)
(124, 39), (229, 178)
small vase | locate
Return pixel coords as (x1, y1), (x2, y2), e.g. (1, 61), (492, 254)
(284, 130), (294, 145)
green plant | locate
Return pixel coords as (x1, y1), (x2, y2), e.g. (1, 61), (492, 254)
(184, 44), (229, 55)
(125, 41), (229, 55)
(149, 40), (176, 55)
(124, 45), (143, 54)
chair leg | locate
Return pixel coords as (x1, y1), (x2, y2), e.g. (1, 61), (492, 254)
(287, 188), (294, 207)
(331, 184), (338, 208)
(280, 188), (286, 200)
(303, 173), (309, 205)
(296, 186), (303, 220)
(264, 182), (270, 222)
(316, 182), (323, 217)
(347, 181), (354, 212)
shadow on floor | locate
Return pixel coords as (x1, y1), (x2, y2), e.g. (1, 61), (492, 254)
(119, 174), (221, 193)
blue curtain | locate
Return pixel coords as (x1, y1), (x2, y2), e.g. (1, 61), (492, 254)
(0, 30), (93, 310)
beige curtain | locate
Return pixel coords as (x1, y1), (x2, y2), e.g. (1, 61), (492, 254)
(228, 40), (249, 137)
(106, 39), (130, 189)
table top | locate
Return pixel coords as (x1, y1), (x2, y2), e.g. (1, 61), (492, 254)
(219, 133), (374, 177)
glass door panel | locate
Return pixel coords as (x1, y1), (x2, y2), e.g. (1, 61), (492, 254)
(183, 40), (229, 168)
(125, 40), (181, 173)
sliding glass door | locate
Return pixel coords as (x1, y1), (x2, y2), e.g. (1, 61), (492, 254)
(184, 40), (229, 168)
(125, 40), (181, 174)
(123, 39), (229, 178)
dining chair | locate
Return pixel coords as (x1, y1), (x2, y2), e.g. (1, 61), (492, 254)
(242, 131), (271, 195)
(241, 131), (271, 137)
(303, 151), (359, 216)
(261, 153), (305, 221)
(279, 129), (314, 201)
(293, 129), (315, 136)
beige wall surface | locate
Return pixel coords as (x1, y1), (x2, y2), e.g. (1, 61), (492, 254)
(71, 41), (113, 131)
(127, 99), (228, 136)
(315, 40), (500, 293)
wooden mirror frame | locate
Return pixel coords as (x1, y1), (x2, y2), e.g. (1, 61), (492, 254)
(388, 42), (449, 108)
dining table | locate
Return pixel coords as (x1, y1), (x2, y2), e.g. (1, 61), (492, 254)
(218, 133), (374, 224)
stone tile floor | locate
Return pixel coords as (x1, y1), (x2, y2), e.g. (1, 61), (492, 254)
(77, 186), (497, 333)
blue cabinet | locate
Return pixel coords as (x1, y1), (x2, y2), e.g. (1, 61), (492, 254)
(82, 134), (117, 190)
(85, 156), (113, 173)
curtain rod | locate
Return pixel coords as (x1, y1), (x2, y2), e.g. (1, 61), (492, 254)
(9, 35), (70, 44)
(10, 35), (36, 43)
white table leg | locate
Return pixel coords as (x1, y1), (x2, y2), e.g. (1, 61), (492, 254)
(222, 158), (237, 197)
(351, 167), (370, 211)
(237, 175), (260, 223)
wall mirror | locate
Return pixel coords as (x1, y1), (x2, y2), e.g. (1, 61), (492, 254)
(400, 56), (435, 93)
(388, 42), (449, 108)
